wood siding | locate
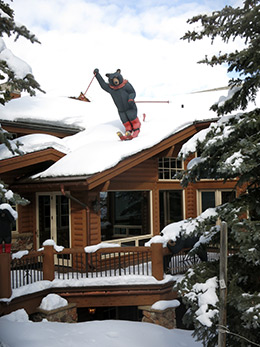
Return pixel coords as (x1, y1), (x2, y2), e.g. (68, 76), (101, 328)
(108, 158), (158, 190)
(70, 192), (88, 248)
(17, 194), (36, 234)
(185, 184), (197, 218)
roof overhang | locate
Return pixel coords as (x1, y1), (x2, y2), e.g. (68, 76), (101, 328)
(0, 148), (66, 185)
(12, 119), (215, 192)
(0, 119), (83, 138)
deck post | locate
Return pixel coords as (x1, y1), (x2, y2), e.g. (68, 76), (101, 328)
(43, 245), (55, 281)
(0, 253), (12, 299)
(151, 243), (164, 281)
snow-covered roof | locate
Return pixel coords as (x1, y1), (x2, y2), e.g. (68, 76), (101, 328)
(0, 87), (234, 178)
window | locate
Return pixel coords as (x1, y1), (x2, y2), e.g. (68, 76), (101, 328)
(100, 191), (151, 242)
(198, 190), (236, 214)
(158, 157), (183, 180)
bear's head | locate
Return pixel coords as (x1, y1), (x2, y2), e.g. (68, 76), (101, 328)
(106, 69), (123, 87)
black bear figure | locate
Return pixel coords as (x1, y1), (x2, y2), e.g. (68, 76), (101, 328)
(166, 234), (208, 262)
(94, 68), (141, 138)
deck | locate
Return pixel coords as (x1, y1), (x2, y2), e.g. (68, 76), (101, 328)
(0, 243), (207, 316)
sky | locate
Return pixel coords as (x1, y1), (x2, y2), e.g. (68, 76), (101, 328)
(4, 0), (244, 101)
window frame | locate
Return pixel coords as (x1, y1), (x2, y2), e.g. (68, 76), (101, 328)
(197, 189), (236, 215)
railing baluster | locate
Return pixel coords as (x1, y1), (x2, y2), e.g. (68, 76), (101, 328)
(124, 252), (126, 275)
(109, 253), (112, 276)
(128, 252), (131, 274)
(114, 253), (116, 276)
(118, 252), (121, 276)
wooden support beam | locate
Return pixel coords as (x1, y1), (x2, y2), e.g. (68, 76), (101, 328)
(101, 180), (110, 192)
(151, 243), (164, 281)
(43, 246), (55, 281)
(0, 253), (12, 299)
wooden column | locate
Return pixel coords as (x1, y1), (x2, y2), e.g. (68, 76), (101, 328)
(218, 221), (228, 347)
(0, 253), (12, 299)
(151, 243), (164, 281)
(43, 246), (55, 281)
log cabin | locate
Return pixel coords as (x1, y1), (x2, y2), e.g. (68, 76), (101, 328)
(0, 90), (238, 322)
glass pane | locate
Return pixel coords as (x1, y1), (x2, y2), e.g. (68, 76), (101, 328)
(38, 195), (50, 246)
(160, 190), (183, 230)
(169, 191), (183, 222)
(201, 192), (215, 212)
(221, 191), (236, 204)
(164, 158), (170, 168)
(56, 195), (70, 248)
(176, 159), (182, 169)
(100, 191), (150, 241)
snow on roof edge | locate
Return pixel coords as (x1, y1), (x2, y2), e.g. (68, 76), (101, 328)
(31, 118), (215, 181)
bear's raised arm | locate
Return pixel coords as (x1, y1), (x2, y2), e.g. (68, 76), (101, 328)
(94, 69), (110, 93)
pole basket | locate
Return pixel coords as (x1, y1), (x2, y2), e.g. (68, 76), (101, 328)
(77, 92), (90, 102)
(69, 92), (90, 102)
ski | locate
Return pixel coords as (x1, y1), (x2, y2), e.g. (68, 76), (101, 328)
(117, 131), (133, 141)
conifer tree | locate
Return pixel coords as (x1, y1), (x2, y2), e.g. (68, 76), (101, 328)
(176, 1), (260, 346)
(0, 0), (42, 205)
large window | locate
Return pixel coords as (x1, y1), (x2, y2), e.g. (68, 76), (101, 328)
(198, 190), (236, 214)
(100, 191), (151, 242)
(158, 157), (183, 180)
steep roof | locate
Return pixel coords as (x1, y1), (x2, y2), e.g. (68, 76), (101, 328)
(0, 88), (231, 181)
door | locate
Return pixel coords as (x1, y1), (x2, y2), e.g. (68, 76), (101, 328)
(37, 193), (70, 249)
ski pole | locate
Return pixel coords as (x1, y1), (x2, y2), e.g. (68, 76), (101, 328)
(83, 73), (96, 97)
(135, 100), (170, 103)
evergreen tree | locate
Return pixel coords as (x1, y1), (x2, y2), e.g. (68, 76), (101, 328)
(176, 1), (260, 346)
(0, 0), (43, 105)
(0, 0), (42, 205)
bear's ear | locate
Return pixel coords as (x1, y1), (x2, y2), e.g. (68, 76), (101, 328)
(105, 73), (111, 78)
(116, 69), (121, 74)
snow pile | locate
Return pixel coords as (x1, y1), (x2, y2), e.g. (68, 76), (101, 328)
(40, 239), (64, 252)
(0, 134), (69, 161)
(179, 128), (209, 158)
(0, 184), (16, 203)
(151, 299), (180, 310)
(0, 38), (32, 79)
(39, 294), (68, 311)
(0, 203), (18, 219)
(12, 250), (29, 260)
(0, 309), (30, 322)
(0, 309), (203, 347)
(84, 242), (120, 253)
(145, 208), (218, 248)
(184, 276), (219, 327)
(224, 150), (244, 171)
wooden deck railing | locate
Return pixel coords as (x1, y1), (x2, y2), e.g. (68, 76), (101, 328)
(0, 243), (166, 299)
(0, 244), (225, 299)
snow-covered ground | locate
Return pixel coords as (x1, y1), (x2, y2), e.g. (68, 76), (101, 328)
(0, 307), (203, 347)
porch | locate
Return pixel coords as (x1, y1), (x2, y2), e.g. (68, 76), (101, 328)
(0, 243), (203, 317)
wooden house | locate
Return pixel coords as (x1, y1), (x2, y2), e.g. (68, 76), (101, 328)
(0, 91), (239, 322)
(0, 104), (237, 253)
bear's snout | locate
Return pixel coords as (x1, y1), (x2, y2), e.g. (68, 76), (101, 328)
(113, 77), (120, 86)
